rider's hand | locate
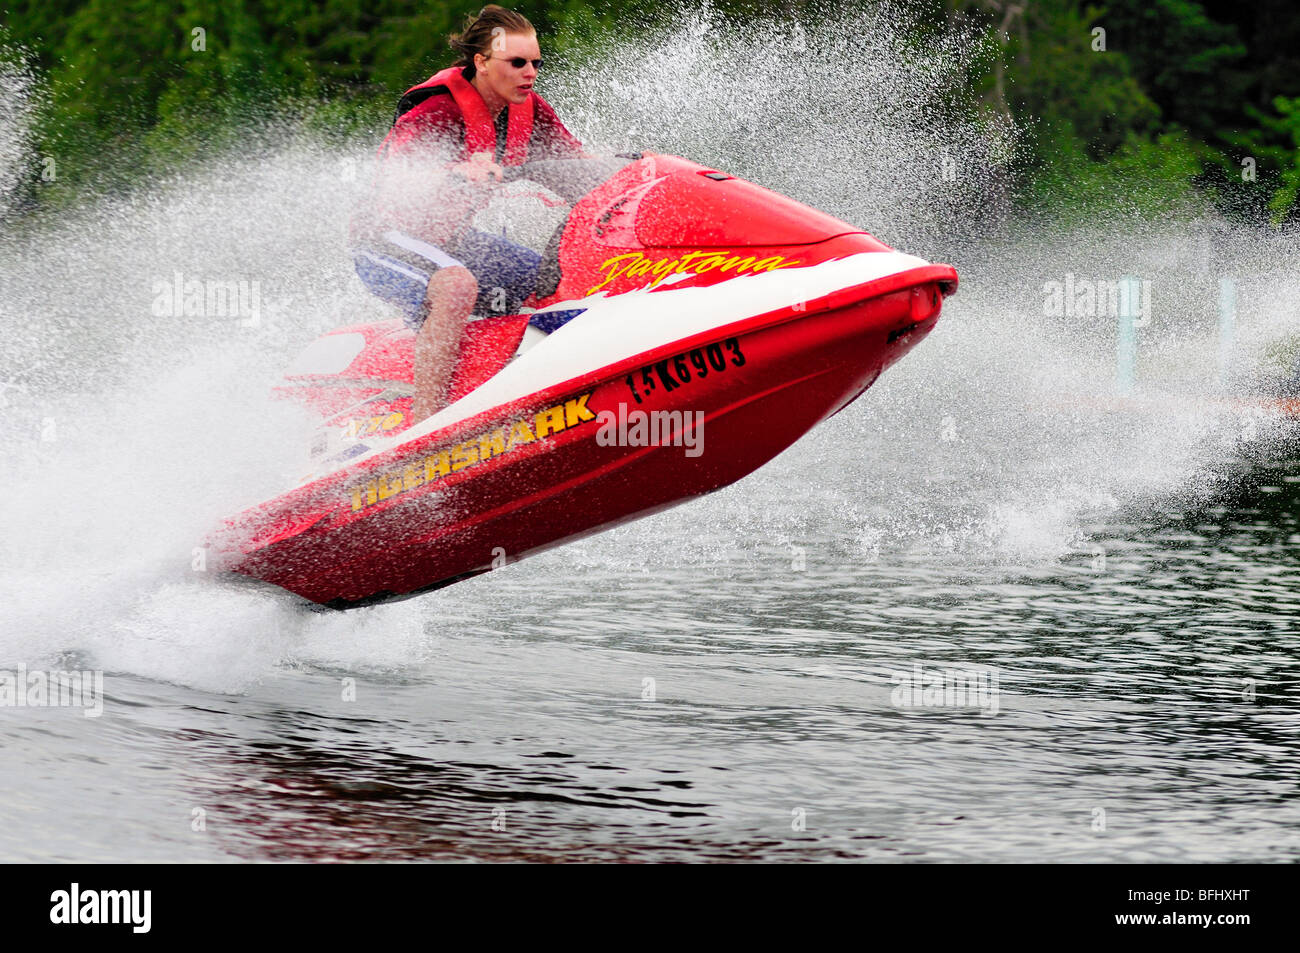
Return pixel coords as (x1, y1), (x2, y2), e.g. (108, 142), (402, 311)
(451, 154), (504, 184)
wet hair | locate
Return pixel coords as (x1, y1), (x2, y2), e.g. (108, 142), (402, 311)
(449, 5), (536, 69)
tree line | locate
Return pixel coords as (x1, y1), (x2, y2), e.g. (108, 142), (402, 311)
(2, 0), (1297, 223)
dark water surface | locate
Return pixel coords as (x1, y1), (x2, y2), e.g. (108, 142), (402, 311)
(5, 437), (1298, 863)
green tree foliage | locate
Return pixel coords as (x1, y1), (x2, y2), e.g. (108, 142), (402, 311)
(1094, 0), (1246, 147)
(1237, 95), (1300, 223)
(1, 0), (1297, 222)
(1006, 1), (1160, 158)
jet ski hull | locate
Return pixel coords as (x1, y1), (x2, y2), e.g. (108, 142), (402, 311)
(209, 263), (954, 606)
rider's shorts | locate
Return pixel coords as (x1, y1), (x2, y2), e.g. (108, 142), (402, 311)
(353, 229), (543, 328)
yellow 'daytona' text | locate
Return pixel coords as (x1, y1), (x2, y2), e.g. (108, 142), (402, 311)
(588, 251), (800, 295)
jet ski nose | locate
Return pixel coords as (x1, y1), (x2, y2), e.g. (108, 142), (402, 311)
(911, 283), (942, 321)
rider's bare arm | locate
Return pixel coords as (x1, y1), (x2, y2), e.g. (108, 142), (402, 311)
(450, 153), (505, 182)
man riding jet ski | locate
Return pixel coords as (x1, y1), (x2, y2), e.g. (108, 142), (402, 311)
(351, 4), (583, 422)
(204, 9), (960, 608)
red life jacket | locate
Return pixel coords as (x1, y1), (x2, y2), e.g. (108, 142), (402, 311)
(380, 66), (536, 166)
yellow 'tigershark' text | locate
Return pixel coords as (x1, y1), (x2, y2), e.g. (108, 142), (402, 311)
(349, 393), (596, 512)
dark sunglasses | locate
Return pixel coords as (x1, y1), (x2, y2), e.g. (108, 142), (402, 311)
(489, 55), (543, 70)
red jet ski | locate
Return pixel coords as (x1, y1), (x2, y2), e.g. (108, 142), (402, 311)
(206, 153), (958, 607)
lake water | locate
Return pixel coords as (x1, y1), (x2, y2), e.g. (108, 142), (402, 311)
(4, 335), (1299, 861)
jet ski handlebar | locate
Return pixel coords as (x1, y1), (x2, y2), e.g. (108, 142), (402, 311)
(496, 155), (636, 203)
